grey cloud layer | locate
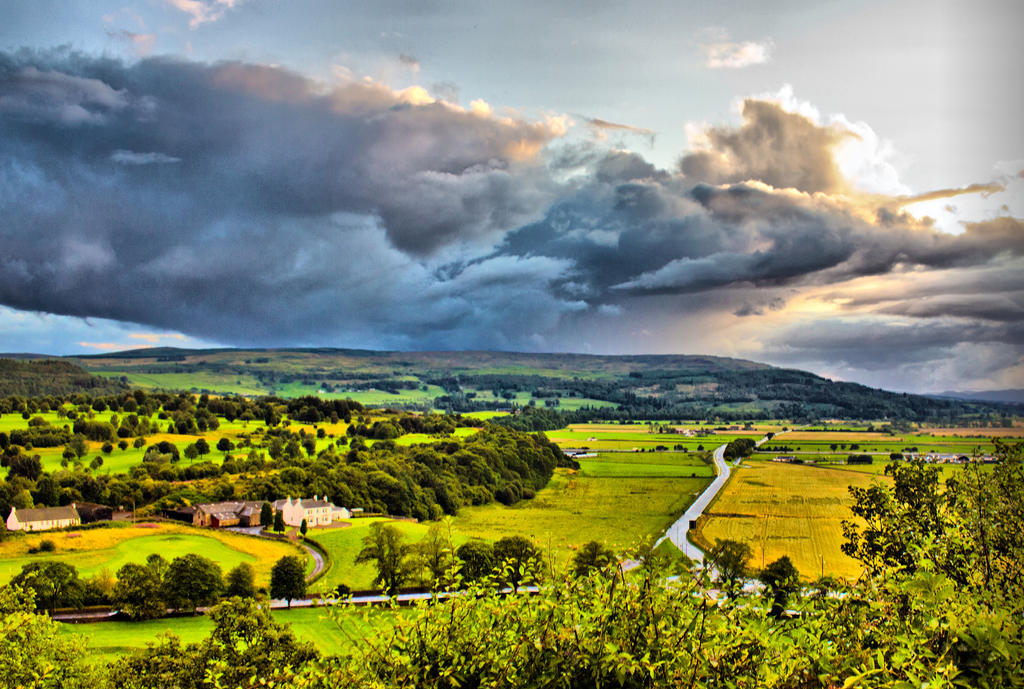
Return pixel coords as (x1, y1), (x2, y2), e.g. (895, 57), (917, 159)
(1, 51), (1021, 388)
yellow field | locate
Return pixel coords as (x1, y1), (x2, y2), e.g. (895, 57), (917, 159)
(696, 461), (882, 580)
(779, 431), (891, 442)
(919, 427), (1024, 438)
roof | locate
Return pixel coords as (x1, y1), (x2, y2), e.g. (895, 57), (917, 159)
(273, 497), (333, 509)
(195, 501), (262, 516)
(13, 505), (80, 523)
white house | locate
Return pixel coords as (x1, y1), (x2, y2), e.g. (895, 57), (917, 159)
(272, 495), (335, 528)
(7, 504), (81, 532)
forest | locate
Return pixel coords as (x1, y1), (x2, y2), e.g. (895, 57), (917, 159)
(0, 389), (566, 522)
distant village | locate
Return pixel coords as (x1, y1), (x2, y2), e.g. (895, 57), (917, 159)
(6, 495), (362, 533)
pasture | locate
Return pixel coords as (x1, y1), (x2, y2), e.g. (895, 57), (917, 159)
(545, 423), (759, 453)
(575, 451), (714, 479)
(309, 518), (453, 593)
(0, 523), (306, 586)
(451, 469), (711, 565)
(61, 604), (399, 665)
(695, 459), (879, 580)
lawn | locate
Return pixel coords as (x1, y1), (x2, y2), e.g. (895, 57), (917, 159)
(695, 460), (879, 580)
(0, 523), (306, 586)
(61, 604), (401, 665)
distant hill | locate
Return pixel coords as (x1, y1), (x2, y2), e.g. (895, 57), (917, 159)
(937, 389), (1024, 405)
(0, 359), (131, 397)
(53, 347), (1015, 422)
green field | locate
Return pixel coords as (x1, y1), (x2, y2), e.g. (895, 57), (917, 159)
(575, 452), (713, 478)
(451, 470), (711, 566)
(0, 524), (306, 586)
(61, 604), (399, 665)
(310, 519), (442, 593)
(94, 370), (268, 395)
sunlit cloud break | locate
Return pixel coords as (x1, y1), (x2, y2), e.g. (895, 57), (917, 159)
(700, 31), (774, 69)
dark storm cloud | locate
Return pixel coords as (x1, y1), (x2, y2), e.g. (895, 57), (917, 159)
(873, 294), (1024, 322)
(762, 318), (1024, 371)
(1, 48), (1021, 373)
(0, 50), (570, 347)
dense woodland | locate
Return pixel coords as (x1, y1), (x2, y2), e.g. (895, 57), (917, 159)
(0, 390), (565, 523)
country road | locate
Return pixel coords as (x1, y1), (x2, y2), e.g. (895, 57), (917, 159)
(656, 433), (774, 563)
(655, 443), (730, 563)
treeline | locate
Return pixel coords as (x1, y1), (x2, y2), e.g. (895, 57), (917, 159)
(241, 425), (561, 520)
(0, 359), (130, 397)
(0, 390), (560, 523)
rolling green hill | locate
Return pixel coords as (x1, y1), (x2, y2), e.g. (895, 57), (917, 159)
(60, 348), (1015, 423)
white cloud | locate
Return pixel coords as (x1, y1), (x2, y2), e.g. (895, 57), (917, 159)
(702, 36), (773, 69)
(110, 150), (182, 165)
(166, 0), (246, 29)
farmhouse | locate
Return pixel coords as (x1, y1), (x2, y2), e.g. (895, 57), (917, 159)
(6, 504), (81, 532)
(193, 501), (263, 528)
(272, 495), (336, 527)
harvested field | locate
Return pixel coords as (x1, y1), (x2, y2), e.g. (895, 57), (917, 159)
(696, 460), (881, 580)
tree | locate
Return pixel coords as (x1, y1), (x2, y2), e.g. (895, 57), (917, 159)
(110, 597), (318, 689)
(201, 597), (318, 686)
(0, 585), (96, 689)
(7, 453), (42, 481)
(356, 522), (415, 594)
(415, 521), (456, 587)
(269, 555), (306, 607)
(183, 443), (199, 461)
(113, 561), (165, 620)
(195, 438), (210, 458)
(273, 509), (285, 532)
(300, 518), (308, 536)
(260, 501), (274, 529)
(708, 539), (751, 596)
(224, 563), (256, 598)
(216, 437), (234, 454)
(841, 459), (950, 577)
(456, 540), (496, 582)
(68, 434), (87, 460)
(493, 535), (541, 591)
(758, 555), (800, 617)
(10, 561), (84, 613)
(571, 540), (616, 577)
(162, 554), (223, 614)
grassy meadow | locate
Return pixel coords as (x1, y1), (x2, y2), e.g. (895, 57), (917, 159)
(60, 604), (399, 665)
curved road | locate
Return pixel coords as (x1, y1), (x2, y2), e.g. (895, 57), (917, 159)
(656, 434), (774, 563)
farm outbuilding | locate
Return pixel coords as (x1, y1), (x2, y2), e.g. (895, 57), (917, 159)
(6, 504), (81, 532)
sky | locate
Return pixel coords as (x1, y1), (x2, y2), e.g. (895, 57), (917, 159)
(0, 0), (1022, 394)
